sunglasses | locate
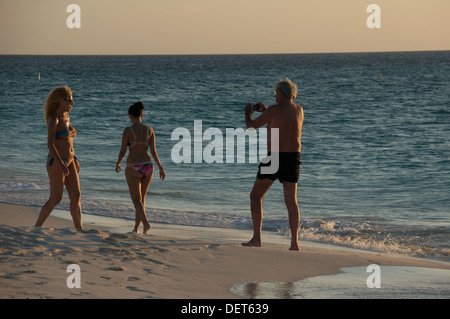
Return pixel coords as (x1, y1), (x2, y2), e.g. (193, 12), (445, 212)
(64, 97), (74, 104)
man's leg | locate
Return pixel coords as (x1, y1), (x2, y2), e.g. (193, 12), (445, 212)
(283, 181), (300, 250)
(242, 178), (274, 247)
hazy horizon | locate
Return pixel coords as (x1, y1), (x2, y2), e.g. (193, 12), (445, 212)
(2, 49), (449, 57)
(1, 0), (449, 55)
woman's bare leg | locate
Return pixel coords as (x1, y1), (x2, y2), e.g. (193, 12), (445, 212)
(35, 160), (64, 227)
(64, 161), (82, 230)
(126, 167), (151, 234)
(140, 171), (153, 234)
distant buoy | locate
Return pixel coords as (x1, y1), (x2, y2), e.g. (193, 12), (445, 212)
(38, 72), (41, 80)
(379, 73), (382, 79)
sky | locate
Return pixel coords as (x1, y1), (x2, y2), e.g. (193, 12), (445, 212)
(1, 0), (449, 55)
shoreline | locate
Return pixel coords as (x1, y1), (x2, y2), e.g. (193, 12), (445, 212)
(1, 202), (449, 299)
(4, 201), (449, 263)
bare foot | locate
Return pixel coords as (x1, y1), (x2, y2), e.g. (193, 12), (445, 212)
(241, 238), (261, 247)
(143, 223), (151, 235)
(289, 240), (300, 251)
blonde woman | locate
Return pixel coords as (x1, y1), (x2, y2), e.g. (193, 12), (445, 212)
(116, 101), (165, 234)
(35, 86), (82, 229)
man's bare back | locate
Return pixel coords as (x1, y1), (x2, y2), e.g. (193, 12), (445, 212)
(265, 101), (303, 153)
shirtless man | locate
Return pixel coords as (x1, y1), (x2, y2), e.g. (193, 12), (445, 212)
(243, 78), (304, 250)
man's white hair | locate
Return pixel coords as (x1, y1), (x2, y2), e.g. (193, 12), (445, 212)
(275, 78), (297, 100)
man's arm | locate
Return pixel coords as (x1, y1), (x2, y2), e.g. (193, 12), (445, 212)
(245, 103), (272, 129)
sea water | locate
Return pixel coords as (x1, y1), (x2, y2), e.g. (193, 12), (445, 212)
(0, 52), (449, 260)
(230, 266), (450, 299)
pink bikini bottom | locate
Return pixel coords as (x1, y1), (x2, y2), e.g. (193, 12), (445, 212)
(127, 162), (153, 177)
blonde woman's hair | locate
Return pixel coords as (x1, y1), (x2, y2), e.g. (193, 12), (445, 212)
(275, 78), (297, 100)
(43, 86), (72, 123)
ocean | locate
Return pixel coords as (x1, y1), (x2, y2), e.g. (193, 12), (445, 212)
(0, 52), (449, 260)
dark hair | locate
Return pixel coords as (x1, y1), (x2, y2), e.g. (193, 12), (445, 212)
(128, 101), (145, 118)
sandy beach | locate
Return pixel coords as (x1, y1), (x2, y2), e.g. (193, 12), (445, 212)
(0, 202), (449, 300)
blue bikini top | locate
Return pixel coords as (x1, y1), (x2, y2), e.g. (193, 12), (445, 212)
(55, 129), (69, 139)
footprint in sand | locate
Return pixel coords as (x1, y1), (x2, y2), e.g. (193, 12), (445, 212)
(33, 281), (48, 285)
(142, 268), (153, 275)
(83, 229), (103, 234)
(127, 276), (140, 281)
(1, 272), (20, 279)
(107, 266), (125, 271)
(23, 270), (36, 274)
(125, 286), (154, 296)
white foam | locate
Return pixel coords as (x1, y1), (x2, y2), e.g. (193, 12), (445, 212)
(0, 181), (45, 190)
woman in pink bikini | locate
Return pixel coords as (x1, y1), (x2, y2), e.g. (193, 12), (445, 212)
(115, 101), (165, 234)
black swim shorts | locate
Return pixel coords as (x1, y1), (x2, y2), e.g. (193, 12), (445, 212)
(257, 152), (301, 183)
